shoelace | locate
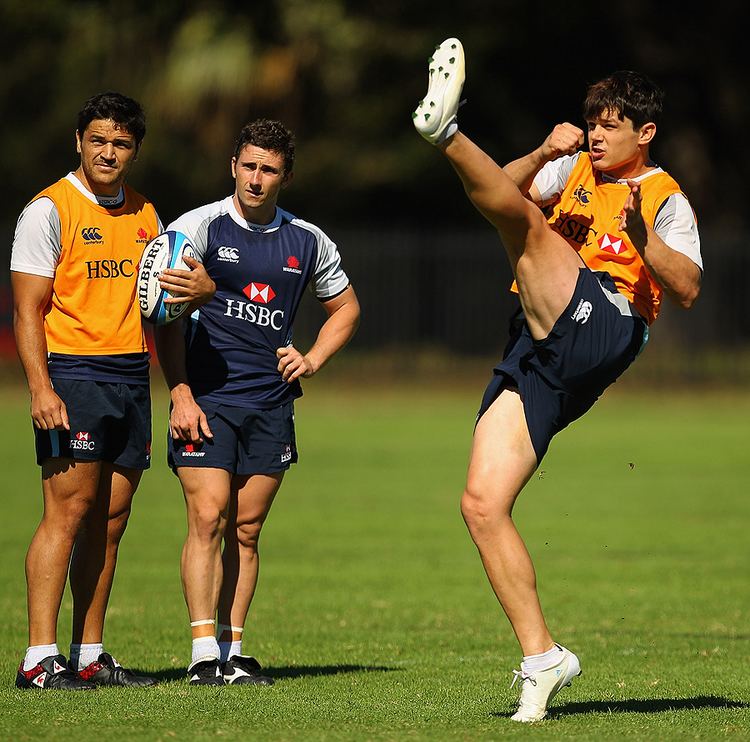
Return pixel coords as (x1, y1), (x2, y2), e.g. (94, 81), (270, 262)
(510, 668), (536, 690)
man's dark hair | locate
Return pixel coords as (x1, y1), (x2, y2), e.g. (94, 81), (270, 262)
(233, 119), (295, 175)
(76, 92), (146, 147)
(583, 71), (664, 130)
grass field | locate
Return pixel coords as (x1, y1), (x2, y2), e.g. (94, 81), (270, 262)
(0, 379), (748, 740)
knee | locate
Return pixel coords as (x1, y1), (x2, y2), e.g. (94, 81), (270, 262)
(106, 504), (132, 545)
(189, 504), (226, 544)
(235, 521), (262, 556)
(461, 486), (491, 530)
(51, 493), (96, 540)
(460, 482), (509, 538)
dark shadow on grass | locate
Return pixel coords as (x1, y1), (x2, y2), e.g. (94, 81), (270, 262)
(148, 664), (400, 683)
(267, 664), (401, 680)
(491, 696), (749, 719)
(149, 668), (191, 682)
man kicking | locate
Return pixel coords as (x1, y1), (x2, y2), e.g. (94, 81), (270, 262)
(413, 39), (701, 721)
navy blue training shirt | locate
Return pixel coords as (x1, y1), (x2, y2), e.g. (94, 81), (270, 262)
(167, 197), (350, 408)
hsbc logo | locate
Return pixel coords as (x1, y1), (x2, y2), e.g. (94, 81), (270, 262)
(217, 246), (240, 263)
(598, 233), (625, 255)
(81, 227), (103, 244)
(243, 282), (276, 304)
(70, 431), (96, 450)
(86, 259), (134, 279)
(225, 299), (284, 330)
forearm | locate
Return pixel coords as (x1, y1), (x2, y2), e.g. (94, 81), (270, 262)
(635, 226), (701, 308)
(13, 309), (53, 395)
(154, 321), (193, 400)
(305, 302), (360, 374)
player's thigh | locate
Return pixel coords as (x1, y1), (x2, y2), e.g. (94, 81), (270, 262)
(177, 466), (234, 520)
(466, 389), (538, 514)
(40, 459), (102, 521)
(513, 219), (583, 340)
(231, 472), (285, 529)
(96, 463), (143, 521)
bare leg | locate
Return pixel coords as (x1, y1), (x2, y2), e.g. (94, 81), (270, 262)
(217, 473), (283, 643)
(178, 467), (232, 638)
(26, 460), (100, 646)
(440, 132), (582, 340)
(460, 390), (554, 656)
(70, 464), (141, 644)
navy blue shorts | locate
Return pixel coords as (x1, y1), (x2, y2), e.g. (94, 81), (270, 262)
(34, 379), (152, 469)
(168, 401), (298, 475)
(477, 268), (649, 463)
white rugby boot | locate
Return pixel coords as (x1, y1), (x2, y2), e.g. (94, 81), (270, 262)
(510, 644), (581, 722)
(412, 38), (465, 145)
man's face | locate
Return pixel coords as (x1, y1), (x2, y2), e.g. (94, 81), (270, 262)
(76, 119), (139, 195)
(586, 109), (652, 178)
(232, 144), (289, 223)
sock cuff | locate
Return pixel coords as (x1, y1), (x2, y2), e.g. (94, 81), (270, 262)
(217, 623), (244, 634)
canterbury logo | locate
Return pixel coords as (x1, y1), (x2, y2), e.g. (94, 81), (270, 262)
(81, 227), (103, 242)
(217, 246), (240, 262)
(571, 299), (593, 324)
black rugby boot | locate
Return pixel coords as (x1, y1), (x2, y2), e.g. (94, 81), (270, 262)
(79, 652), (158, 687)
(16, 654), (96, 690)
(188, 657), (226, 686)
(222, 655), (274, 686)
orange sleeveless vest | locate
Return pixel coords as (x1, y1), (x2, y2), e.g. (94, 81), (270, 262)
(543, 153), (683, 324)
(33, 177), (159, 354)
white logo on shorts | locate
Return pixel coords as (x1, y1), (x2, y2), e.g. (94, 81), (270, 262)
(281, 445), (292, 463)
(571, 299), (593, 324)
(70, 431), (96, 450)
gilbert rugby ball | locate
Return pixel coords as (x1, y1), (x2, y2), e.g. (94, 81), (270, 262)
(138, 230), (196, 325)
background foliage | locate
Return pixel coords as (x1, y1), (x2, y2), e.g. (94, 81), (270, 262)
(1, 0), (747, 230)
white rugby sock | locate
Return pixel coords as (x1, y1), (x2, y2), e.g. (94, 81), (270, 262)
(70, 642), (103, 670)
(219, 640), (243, 662)
(191, 636), (220, 665)
(23, 644), (60, 671)
(521, 643), (565, 673)
(217, 623), (243, 662)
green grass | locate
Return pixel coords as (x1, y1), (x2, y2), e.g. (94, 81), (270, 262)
(0, 379), (748, 740)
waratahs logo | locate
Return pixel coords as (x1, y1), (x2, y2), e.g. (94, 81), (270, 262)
(81, 226), (104, 244)
(283, 255), (302, 275)
(136, 227), (150, 244)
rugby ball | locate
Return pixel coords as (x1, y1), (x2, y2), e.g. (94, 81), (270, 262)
(137, 231), (196, 325)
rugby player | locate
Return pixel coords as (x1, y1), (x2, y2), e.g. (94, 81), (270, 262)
(413, 40), (702, 721)
(11, 92), (214, 690)
(154, 119), (360, 685)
